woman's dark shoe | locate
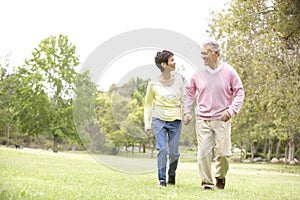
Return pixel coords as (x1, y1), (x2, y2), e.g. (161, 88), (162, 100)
(216, 178), (225, 189)
(167, 175), (175, 185)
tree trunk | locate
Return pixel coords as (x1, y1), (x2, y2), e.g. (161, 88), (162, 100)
(250, 141), (257, 162)
(253, 142), (258, 155)
(250, 143), (254, 162)
(288, 124), (296, 162)
(142, 144), (146, 153)
(53, 134), (58, 153)
(243, 142), (247, 160)
(284, 142), (289, 167)
(6, 124), (10, 147)
(235, 143), (246, 161)
(132, 143), (134, 155)
(263, 139), (268, 155)
(288, 141), (295, 162)
(267, 136), (272, 161)
(239, 144), (243, 161)
(276, 140), (281, 159)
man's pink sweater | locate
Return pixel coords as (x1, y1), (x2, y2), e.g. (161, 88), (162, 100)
(183, 62), (245, 120)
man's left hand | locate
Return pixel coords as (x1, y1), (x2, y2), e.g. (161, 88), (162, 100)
(221, 111), (231, 122)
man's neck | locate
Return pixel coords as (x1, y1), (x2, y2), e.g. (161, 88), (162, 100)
(209, 61), (221, 70)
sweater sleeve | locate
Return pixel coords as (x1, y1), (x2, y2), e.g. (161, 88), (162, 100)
(227, 70), (245, 116)
(144, 82), (155, 131)
(183, 76), (196, 114)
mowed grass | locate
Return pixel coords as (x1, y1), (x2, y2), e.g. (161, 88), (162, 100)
(1, 147), (300, 200)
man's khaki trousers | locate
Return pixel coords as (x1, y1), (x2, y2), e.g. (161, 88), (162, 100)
(196, 119), (232, 189)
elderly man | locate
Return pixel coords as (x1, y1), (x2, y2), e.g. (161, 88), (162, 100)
(183, 40), (245, 190)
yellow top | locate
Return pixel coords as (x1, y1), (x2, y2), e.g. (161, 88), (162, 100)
(144, 73), (184, 130)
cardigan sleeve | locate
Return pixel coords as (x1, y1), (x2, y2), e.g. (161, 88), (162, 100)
(144, 82), (155, 131)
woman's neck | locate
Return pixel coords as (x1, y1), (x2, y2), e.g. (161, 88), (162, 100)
(160, 70), (172, 80)
(159, 71), (174, 87)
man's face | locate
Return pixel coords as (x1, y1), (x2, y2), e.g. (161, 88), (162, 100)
(201, 45), (217, 68)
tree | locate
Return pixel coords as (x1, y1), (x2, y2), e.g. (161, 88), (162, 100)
(94, 78), (152, 155)
(0, 53), (18, 146)
(19, 34), (80, 152)
(73, 70), (103, 152)
(208, 0), (300, 162)
(115, 78), (151, 154)
(95, 91), (121, 154)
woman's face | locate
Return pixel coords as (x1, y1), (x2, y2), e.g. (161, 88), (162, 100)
(165, 56), (176, 71)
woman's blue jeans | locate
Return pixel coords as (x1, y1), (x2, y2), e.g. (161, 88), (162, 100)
(152, 117), (182, 182)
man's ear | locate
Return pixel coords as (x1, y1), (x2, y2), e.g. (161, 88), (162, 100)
(161, 62), (167, 68)
(213, 51), (220, 56)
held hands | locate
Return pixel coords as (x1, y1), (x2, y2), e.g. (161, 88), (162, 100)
(183, 113), (193, 125)
(145, 129), (152, 136)
(220, 111), (231, 122)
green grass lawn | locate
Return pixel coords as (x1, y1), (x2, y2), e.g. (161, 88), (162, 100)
(1, 147), (299, 200)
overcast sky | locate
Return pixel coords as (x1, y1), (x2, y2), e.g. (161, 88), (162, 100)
(0, 0), (228, 89)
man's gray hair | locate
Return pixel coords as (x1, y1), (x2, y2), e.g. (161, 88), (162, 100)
(203, 40), (220, 54)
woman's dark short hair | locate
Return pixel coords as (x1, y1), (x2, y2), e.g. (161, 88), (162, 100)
(154, 50), (174, 72)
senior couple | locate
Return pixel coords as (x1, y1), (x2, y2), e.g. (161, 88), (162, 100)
(144, 40), (245, 190)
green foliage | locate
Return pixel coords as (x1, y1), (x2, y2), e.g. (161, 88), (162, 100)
(0, 55), (22, 146)
(95, 92), (120, 150)
(94, 78), (150, 154)
(14, 34), (80, 152)
(73, 70), (98, 150)
(208, 0), (300, 160)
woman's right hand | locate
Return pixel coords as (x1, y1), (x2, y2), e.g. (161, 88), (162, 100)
(183, 113), (192, 125)
(145, 129), (152, 136)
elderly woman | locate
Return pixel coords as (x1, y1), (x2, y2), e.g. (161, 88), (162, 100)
(144, 50), (184, 187)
